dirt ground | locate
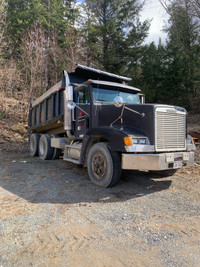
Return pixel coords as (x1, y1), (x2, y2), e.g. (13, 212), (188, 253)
(0, 142), (200, 267)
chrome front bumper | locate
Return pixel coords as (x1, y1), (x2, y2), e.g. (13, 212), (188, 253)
(121, 151), (194, 171)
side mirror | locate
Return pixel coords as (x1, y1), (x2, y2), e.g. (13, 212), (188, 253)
(113, 96), (124, 108)
(67, 102), (76, 109)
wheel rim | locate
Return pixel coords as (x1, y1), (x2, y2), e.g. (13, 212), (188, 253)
(39, 140), (45, 156)
(92, 153), (107, 179)
(30, 137), (34, 152)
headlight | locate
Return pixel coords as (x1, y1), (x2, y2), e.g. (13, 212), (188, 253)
(132, 138), (138, 144)
(139, 138), (146, 144)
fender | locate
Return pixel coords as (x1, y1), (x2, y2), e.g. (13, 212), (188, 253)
(87, 127), (129, 150)
(80, 127), (128, 165)
(80, 126), (149, 165)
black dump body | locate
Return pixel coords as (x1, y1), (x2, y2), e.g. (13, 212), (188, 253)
(29, 86), (65, 134)
(28, 65), (131, 134)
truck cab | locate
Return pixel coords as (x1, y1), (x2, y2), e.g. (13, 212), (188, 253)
(73, 80), (140, 138)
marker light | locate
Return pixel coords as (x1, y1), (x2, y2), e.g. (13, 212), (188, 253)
(124, 136), (133, 146)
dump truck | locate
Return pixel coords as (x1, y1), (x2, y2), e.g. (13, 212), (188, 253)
(28, 65), (195, 187)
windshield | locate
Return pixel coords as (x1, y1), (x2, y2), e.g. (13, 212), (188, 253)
(93, 85), (140, 104)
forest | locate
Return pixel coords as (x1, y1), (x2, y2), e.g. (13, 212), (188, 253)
(0, 0), (200, 121)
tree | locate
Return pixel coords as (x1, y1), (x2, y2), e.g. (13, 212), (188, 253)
(189, 0), (200, 19)
(5, 0), (74, 56)
(81, 0), (149, 73)
(158, 0), (200, 109)
(5, 0), (37, 54)
(20, 25), (47, 99)
(0, 0), (6, 62)
(139, 40), (168, 103)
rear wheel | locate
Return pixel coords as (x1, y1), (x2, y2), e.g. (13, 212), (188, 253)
(87, 142), (121, 188)
(39, 134), (54, 160)
(29, 133), (40, 157)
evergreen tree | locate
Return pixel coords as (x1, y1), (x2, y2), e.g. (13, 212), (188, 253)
(5, 0), (74, 55)
(6, 0), (37, 53)
(82, 0), (149, 73)
(163, 0), (200, 109)
(139, 40), (167, 104)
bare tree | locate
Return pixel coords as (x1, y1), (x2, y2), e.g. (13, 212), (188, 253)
(62, 28), (84, 71)
(158, 0), (200, 43)
(159, 0), (200, 20)
(189, 0), (200, 19)
(51, 27), (92, 74)
(20, 24), (89, 101)
(20, 25), (47, 99)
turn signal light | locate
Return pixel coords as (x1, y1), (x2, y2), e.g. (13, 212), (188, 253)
(124, 136), (133, 146)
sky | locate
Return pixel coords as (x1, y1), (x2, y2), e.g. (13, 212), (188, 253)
(141, 0), (169, 44)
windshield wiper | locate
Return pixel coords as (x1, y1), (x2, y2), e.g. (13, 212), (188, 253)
(96, 99), (107, 102)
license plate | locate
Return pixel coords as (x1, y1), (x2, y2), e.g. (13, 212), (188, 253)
(173, 161), (183, 169)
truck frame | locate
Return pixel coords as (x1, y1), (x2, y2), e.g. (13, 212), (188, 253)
(28, 65), (195, 187)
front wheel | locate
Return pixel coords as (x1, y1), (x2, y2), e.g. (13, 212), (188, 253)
(87, 143), (121, 188)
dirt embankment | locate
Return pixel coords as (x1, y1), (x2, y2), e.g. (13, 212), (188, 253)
(0, 92), (28, 144)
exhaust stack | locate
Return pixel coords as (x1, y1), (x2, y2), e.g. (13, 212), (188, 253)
(62, 70), (75, 139)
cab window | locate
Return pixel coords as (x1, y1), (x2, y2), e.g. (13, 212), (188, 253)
(78, 88), (90, 104)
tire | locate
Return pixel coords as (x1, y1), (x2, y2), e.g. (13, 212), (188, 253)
(38, 134), (54, 160)
(151, 169), (178, 177)
(51, 134), (62, 160)
(87, 142), (121, 188)
(29, 133), (40, 157)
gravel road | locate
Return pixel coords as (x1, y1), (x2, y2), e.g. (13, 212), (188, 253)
(0, 143), (200, 267)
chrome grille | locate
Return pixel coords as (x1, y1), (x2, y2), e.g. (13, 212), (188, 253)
(155, 107), (186, 152)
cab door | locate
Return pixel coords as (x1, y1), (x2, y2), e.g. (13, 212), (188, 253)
(74, 87), (90, 138)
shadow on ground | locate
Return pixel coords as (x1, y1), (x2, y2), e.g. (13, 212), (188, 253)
(0, 148), (172, 204)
